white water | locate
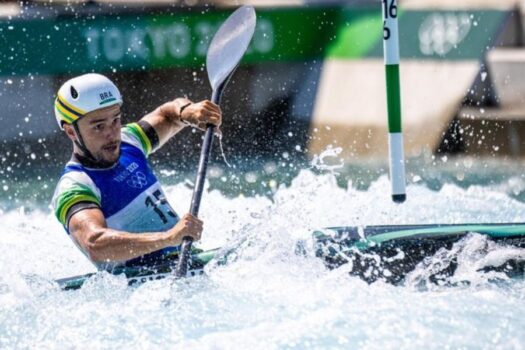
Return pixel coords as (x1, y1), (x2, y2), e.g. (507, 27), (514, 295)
(1, 170), (525, 349)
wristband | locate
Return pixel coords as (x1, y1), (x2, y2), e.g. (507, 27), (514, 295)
(179, 102), (193, 125)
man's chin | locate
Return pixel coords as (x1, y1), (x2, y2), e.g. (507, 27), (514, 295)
(95, 151), (120, 167)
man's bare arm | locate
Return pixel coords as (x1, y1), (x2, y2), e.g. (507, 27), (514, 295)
(141, 98), (222, 148)
(68, 208), (202, 263)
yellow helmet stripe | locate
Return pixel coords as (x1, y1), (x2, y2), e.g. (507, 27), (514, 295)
(55, 101), (79, 123)
(56, 93), (87, 115)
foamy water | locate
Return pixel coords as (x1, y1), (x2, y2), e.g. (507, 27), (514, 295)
(1, 170), (525, 349)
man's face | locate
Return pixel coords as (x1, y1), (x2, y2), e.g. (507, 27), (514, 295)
(73, 104), (122, 164)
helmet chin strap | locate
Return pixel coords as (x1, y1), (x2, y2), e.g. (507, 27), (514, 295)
(72, 122), (97, 162)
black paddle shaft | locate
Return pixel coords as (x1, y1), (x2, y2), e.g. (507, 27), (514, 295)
(189, 87), (224, 215)
(175, 83), (228, 278)
(174, 5), (256, 279)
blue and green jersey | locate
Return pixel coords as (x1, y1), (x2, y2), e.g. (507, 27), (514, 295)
(52, 122), (180, 270)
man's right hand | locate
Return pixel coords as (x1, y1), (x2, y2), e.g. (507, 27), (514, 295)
(167, 213), (203, 246)
(179, 100), (222, 131)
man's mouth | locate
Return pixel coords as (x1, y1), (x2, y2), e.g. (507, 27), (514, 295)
(102, 142), (119, 153)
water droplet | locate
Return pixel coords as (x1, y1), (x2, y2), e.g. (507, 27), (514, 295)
(481, 71), (487, 82)
(244, 172), (257, 183)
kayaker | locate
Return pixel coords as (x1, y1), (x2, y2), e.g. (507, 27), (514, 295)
(51, 73), (221, 271)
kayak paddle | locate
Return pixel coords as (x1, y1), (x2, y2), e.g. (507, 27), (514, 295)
(175, 5), (257, 278)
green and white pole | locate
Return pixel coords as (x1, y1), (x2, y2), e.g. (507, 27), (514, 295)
(382, 0), (406, 203)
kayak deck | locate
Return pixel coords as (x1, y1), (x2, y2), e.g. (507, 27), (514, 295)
(56, 223), (525, 289)
(56, 249), (217, 290)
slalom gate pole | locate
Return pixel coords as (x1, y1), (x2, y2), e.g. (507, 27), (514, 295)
(382, 0), (406, 203)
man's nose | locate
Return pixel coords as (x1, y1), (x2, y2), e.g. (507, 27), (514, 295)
(106, 122), (120, 140)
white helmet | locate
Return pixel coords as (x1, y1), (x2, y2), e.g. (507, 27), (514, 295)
(54, 73), (123, 130)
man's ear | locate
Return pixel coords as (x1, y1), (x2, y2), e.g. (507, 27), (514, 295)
(63, 124), (77, 142)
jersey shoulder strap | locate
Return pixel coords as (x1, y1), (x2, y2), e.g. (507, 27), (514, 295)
(52, 168), (101, 226)
(121, 121), (160, 157)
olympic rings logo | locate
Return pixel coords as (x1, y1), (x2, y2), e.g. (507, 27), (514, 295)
(126, 171), (148, 189)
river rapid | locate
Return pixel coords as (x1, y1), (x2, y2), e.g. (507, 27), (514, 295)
(1, 158), (525, 349)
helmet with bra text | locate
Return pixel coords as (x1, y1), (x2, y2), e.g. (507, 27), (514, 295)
(54, 73), (123, 130)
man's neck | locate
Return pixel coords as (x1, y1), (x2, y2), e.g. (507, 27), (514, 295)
(72, 152), (118, 169)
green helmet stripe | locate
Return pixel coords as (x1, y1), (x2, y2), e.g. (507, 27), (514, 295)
(54, 105), (76, 123)
(56, 96), (84, 118)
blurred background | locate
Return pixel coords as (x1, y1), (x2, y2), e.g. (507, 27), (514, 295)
(2, 0), (525, 207)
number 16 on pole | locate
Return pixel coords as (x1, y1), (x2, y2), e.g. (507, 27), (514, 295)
(383, 0), (406, 203)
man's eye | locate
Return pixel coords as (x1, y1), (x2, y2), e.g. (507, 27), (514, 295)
(93, 124), (103, 131)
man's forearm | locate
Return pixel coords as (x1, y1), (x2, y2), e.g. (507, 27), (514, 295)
(82, 229), (172, 263)
(142, 98), (191, 147)
(69, 209), (200, 264)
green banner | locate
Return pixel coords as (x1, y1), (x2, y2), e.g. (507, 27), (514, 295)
(368, 10), (508, 60)
(327, 9), (507, 60)
(0, 8), (338, 75)
(0, 7), (508, 75)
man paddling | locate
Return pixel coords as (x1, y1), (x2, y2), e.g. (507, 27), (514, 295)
(51, 73), (221, 271)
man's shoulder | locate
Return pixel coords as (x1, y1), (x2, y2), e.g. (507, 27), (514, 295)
(121, 121), (159, 157)
(58, 164), (94, 187)
(52, 166), (102, 226)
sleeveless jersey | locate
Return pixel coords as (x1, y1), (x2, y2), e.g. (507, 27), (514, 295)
(52, 123), (180, 271)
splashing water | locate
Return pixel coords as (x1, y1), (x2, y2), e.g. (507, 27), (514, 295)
(310, 145), (344, 174)
(1, 170), (525, 348)
(217, 131), (232, 168)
